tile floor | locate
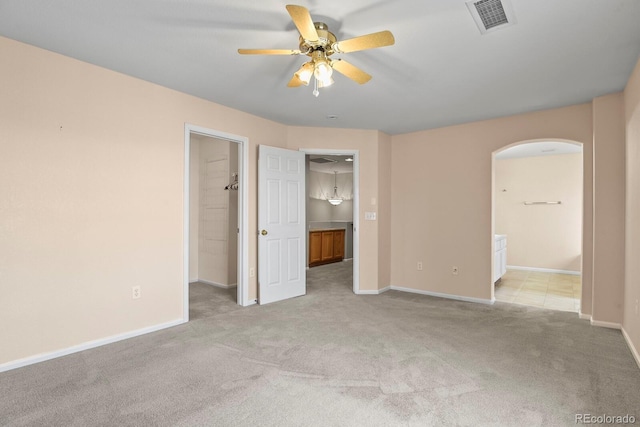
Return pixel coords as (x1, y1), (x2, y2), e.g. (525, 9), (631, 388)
(494, 269), (581, 312)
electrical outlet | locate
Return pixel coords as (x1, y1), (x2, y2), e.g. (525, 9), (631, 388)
(417, 262), (423, 271)
(250, 268), (255, 278)
(132, 286), (141, 299)
(452, 266), (459, 275)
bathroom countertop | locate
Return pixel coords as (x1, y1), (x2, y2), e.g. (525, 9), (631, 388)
(309, 228), (346, 231)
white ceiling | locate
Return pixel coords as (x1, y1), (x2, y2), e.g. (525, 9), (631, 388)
(2, 0), (640, 135)
(308, 155), (353, 174)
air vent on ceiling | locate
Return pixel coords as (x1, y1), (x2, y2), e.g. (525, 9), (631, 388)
(466, 0), (516, 34)
(309, 157), (337, 164)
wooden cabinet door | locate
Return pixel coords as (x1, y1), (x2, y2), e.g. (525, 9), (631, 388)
(321, 231), (334, 261)
(333, 230), (345, 259)
(309, 231), (322, 265)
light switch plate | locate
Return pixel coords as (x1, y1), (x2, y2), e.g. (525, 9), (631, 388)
(365, 212), (377, 220)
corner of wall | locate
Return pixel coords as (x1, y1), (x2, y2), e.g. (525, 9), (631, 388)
(622, 55), (640, 371)
(591, 92), (626, 325)
(377, 131), (392, 290)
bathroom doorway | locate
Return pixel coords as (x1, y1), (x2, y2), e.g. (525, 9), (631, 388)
(302, 149), (360, 294)
(492, 141), (583, 313)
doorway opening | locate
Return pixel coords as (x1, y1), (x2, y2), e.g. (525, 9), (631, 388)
(183, 125), (250, 322)
(492, 140), (583, 313)
(302, 149), (359, 294)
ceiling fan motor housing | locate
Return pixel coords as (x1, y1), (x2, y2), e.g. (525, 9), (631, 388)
(299, 22), (337, 56)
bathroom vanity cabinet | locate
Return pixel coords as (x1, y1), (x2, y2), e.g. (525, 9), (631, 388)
(309, 229), (345, 267)
(494, 234), (507, 282)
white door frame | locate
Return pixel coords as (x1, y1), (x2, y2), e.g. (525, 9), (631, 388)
(183, 124), (251, 322)
(300, 148), (360, 294)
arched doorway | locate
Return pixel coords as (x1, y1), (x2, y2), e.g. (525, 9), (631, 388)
(492, 140), (583, 312)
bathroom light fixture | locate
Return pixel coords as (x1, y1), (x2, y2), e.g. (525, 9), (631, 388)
(327, 171), (343, 206)
(345, 157), (353, 162)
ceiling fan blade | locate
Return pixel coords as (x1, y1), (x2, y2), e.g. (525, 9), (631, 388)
(333, 30), (395, 53)
(287, 74), (306, 87)
(286, 5), (319, 42)
(331, 59), (372, 84)
(238, 48), (301, 55)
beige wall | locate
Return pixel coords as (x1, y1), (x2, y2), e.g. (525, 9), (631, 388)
(592, 93), (626, 325)
(391, 104), (594, 302)
(624, 57), (640, 363)
(0, 37), (287, 365)
(1, 33), (637, 369)
(287, 127), (388, 292)
(378, 132), (392, 290)
(189, 139), (200, 282)
(495, 153), (583, 272)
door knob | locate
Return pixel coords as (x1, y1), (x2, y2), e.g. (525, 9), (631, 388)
(261, 230), (268, 236)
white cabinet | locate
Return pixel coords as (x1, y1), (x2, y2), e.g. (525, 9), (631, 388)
(494, 235), (507, 282)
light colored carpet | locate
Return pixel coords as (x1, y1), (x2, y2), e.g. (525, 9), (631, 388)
(2, 260), (639, 426)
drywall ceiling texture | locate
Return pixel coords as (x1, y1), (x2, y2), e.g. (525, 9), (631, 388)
(1, 1), (640, 134)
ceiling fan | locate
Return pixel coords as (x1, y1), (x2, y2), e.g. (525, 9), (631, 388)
(238, 4), (395, 97)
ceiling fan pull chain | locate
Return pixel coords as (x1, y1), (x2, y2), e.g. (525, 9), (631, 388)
(313, 77), (320, 97)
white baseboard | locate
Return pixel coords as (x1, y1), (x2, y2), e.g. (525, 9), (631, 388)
(507, 265), (581, 276)
(198, 279), (237, 289)
(622, 327), (640, 370)
(355, 286), (390, 295)
(590, 319), (622, 329)
(578, 311), (592, 320)
(0, 318), (185, 373)
(390, 285), (495, 305)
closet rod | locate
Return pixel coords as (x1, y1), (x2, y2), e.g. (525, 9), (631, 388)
(523, 201), (561, 205)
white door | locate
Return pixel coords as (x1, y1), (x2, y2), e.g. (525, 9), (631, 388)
(258, 145), (306, 304)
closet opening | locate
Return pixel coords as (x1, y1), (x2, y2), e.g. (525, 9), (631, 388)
(183, 125), (250, 322)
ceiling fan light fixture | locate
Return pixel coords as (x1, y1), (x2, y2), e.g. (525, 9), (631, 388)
(313, 60), (333, 81)
(294, 62), (314, 85)
(317, 75), (334, 88)
(238, 5), (395, 96)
